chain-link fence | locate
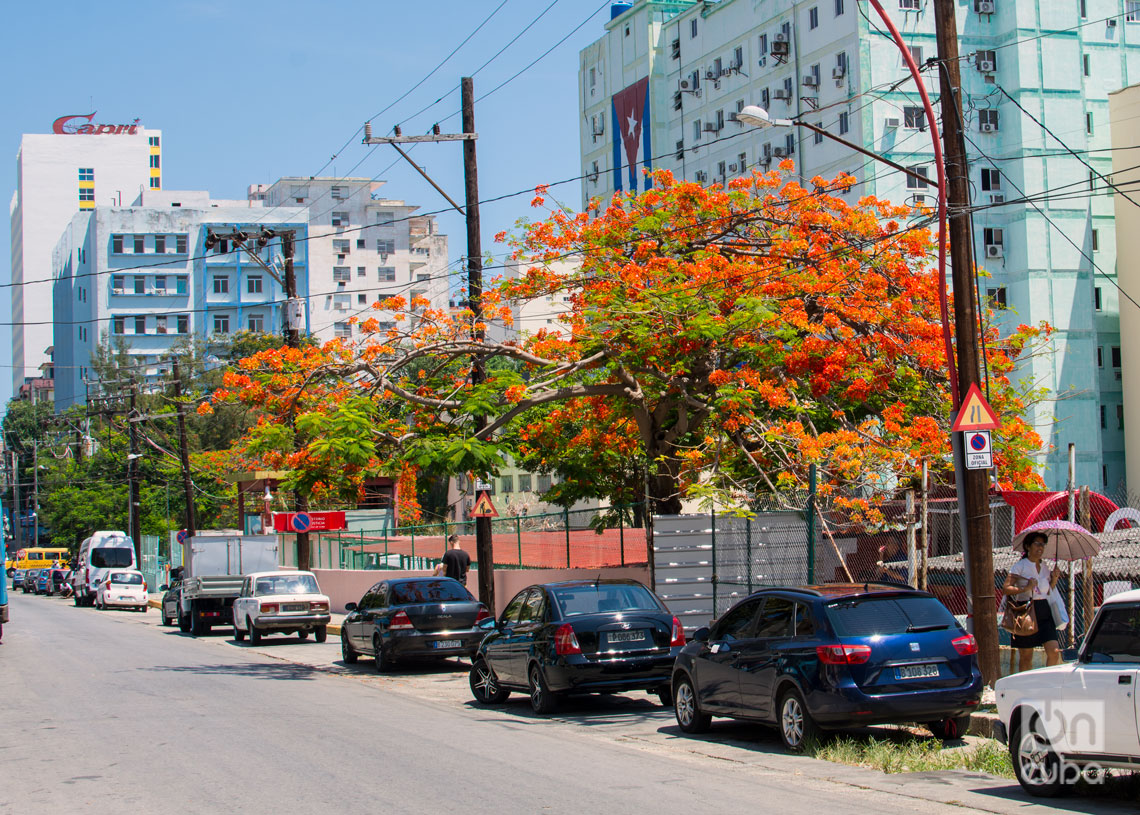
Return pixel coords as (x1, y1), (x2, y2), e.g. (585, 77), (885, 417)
(312, 504), (648, 571)
(138, 534), (170, 594)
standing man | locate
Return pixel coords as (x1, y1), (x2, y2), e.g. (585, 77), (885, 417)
(441, 534), (471, 586)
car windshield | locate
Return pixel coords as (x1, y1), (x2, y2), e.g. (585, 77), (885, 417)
(255, 574), (320, 596)
(390, 580), (471, 605)
(1085, 605), (1140, 663)
(91, 547), (133, 568)
(551, 584), (663, 617)
(110, 573), (143, 584)
(825, 595), (956, 637)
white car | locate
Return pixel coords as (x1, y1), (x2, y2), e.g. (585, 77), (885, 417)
(96, 569), (148, 612)
(232, 571), (331, 645)
(995, 588), (1140, 797)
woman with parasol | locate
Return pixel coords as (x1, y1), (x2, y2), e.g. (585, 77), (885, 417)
(1003, 531), (1062, 672)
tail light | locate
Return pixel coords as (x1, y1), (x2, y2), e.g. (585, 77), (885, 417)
(475, 607), (491, 624)
(951, 633), (978, 656)
(260, 603), (279, 615)
(142, 581), (147, 592)
(389, 610), (415, 630)
(670, 616), (686, 647)
(554, 623), (582, 656)
(310, 601), (329, 612)
(816, 644), (872, 665)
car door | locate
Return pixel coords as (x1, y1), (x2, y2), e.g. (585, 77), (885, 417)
(349, 583), (384, 651)
(510, 588), (549, 681)
(693, 598), (764, 713)
(735, 597), (800, 721)
(1064, 602), (1140, 758)
(485, 590), (529, 685)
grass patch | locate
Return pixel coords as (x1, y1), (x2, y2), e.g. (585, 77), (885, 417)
(808, 735), (1015, 778)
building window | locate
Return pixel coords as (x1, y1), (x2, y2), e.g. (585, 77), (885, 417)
(906, 165), (931, 189)
(1095, 286), (1103, 310)
(1118, 404), (1125, 430)
(133, 276), (145, 294)
(112, 275), (125, 292)
(154, 235), (167, 254)
(813, 126), (824, 145)
(213, 276), (229, 294)
(79, 167), (94, 181)
(177, 315), (189, 334)
(1086, 112), (1094, 134)
(248, 314), (264, 332)
(1129, 0), (1140, 22)
(809, 63), (821, 85)
(986, 286), (1007, 309)
(213, 315), (230, 334)
(758, 33), (768, 55)
(149, 178), (160, 189)
(909, 45), (924, 66)
(979, 109), (999, 131)
(983, 227), (1004, 247)
(112, 235), (124, 254)
(836, 51), (848, 73)
(786, 133), (796, 154)
(981, 168), (1001, 190)
(334, 322), (352, 338)
(176, 276), (188, 295)
(333, 267), (352, 282)
(113, 317), (124, 335)
(693, 119), (702, 141)
(1083, 54), (1091, 77)
(1081, 0), (1087, 17)
(246, 275), (262, 294)
(376, 211), (395, 225)
(356, 239), (366, 250)
(356, 266), (366, 279)
(154, 276), (166, 292)
(1098, 346), (1104, 367)
(1112, 346), (1122, 368)
(376, 239), (395, 254)
(761, 88), (770, 108)
(378, 267), (396, 282)
(134, 235), (145, 253)
(838, 112), (850, 134)
(149, 136), (160, 147)
(537, 474), (552, 493)
(176, 234), (188, 253)
(1092, 229), (1100, 251)
(79, 188), (95, 202)
(331, 212), (349, 227)
(900, 0), (921, 9)
(809, 6), (819, 28)
(333, 239), (351, 255)
(1101, 405), (1107, 429)
(331, 186), (347, 200)
(691, 18), (698, 38)
(518, 474), (532, 492)
(357, 293), (368, 305)
(904, 105), (925, 128)
(149, 154), (160, 169)
(134, 316), (146, 335)
(156, 316), (167, 335)
(835, 0), (844, 14)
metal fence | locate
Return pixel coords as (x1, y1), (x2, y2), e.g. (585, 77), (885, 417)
(312, 504), (648, 571)
(138, 534), (170, 593)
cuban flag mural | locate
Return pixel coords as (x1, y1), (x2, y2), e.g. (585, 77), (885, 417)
(612, 77), (652, 193)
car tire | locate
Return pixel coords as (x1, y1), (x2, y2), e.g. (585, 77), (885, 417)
(297, 630), (308, 640)
(674, 675), (711, 734)
(178, 608), (190, 633)
(189, 606), (205, 637)
(248, 618), (261, 646)
(314, 625), (327, 644)
(141, 605), (148, 613)
(1011, 716), (1067, 798)
(528, 664), (559, 715)
(928, 715), (972, 741)
(161, 611), (171, 626)
(655, 684), (673, 708)
(374, 636), (391, 673)
(778, 688), (820, 752)
(470, 658), (510, 704)
(341, 629), (358, 664)
(234, 623), (245, 642)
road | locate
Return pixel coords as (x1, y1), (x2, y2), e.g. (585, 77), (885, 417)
(1, 591), (1133, 815)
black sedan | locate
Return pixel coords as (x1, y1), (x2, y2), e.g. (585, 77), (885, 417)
(160, 580), (182, 626)
(22, 569), (41, 594)
(469, 579), (685, 714)
(340, 577), (489, 672)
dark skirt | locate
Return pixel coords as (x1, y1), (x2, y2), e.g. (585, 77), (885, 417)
(1010, 599), (1059, 648)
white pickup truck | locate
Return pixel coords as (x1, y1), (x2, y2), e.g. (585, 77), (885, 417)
(995, 588), (1140, 797)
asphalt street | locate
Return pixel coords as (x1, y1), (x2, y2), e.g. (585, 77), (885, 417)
(1, 591), (1134, 815)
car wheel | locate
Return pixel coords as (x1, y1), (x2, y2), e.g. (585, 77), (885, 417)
(189, 608), (204, 637)
(374, 636), (391, 673)
(1012, 717), (1067, 798)
(655, 684), (673, 708)
(470, 658), (510, 704)
(248, 618), (261, 646)
(161, 611), (171, 626)
(341, 629), (358, 664)
(528, 664), (559, 715)
(234, 623), (245, 642)
(928, 715), (972, 741)
(314, 625), (327, 644)
(778, 688), (820, 752)
(674, 675), (711, 734)
(297, 630), (308, 640)
(178, 609), (190, 633)
(141, 605), (148, 613)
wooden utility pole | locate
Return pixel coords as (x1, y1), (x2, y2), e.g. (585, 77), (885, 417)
(171, 357), (196, 538)
(281, 231), (311, 571)
(934, 0), (999, 684)
(128, 379), (142, 565)
(10, 451), (22, 554)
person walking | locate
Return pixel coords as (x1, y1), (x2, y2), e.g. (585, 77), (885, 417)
(1003, 531), (1062, 673)
(440, 534), (471, 585)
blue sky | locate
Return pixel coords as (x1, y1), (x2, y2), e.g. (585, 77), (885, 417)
(0, 0), (614, 404)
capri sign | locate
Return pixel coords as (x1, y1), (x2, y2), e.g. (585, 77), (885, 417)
(52, 113), (141, 135)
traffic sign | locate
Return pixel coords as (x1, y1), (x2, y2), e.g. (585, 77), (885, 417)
(965, 430), (992, 470)
(470, 490), (498, 518)
(950, 383), (1000, 432)
(292, 512), (312, 533)
(474, 479), (493, 492)
(272, 511), (346, 533)
(176, 529), (189, 545)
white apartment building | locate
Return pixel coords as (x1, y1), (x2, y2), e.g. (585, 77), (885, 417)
(10, 115), (162, 393)
(250, 178), (449, 343)
(582, 0), (1140, 491)
(51, 190), (307, 410)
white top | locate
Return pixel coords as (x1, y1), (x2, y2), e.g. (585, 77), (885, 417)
(1010, 557), (1052, 600)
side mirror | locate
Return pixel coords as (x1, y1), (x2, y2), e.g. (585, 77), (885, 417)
(160, 584), (169, 592)
(478, 616), (497, 630)
(344, 602), (358, 612)
(692, 626), (711, 642)
(1062, 647), (1080, 662)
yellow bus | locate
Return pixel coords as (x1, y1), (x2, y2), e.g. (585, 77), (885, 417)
(5, 547), (71, 573)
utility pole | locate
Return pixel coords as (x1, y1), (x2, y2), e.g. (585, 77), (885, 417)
(128, 379), (142, 566)
(934, 0), (999, 684)
(171, 357), (196, 538)
(10, 451), (22, 554)
(32, 441), (39, 546)
(363, 77), (494, 610)
(282, 231), (311, 571)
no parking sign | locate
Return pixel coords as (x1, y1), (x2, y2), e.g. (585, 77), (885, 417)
(965, 430), (992, 470)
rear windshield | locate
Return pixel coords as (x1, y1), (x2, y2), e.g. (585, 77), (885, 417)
(390, 580), (471, 605)
(91, 547), (133, 568)
(255, 574), (319, 596)
(110, 573), (143, 584)
(551, 584), (664, 617)
(825, 595), (956, 637)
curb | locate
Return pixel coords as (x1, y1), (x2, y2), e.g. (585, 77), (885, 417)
(966, 711), (998, 739)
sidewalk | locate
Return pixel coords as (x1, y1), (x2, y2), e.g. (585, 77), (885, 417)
(147, 596), (346, 635)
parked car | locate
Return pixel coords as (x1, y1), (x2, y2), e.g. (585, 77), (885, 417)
(96, 569), (148, 611)
(160, 580), (182, 626)
(232, 571), (331, 645)
(21, 569), (39, 594)
(11, 569), (25, 590)
(34, 569), (51, 595)
(995, 587), (1140, 798)
(469, 579), (685, 714)
(47, 569), (69, 596)
(670, 584), (983, 751)
(342, 577), (489, 671)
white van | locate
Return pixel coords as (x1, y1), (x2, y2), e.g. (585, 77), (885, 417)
(73, 531), (136, 607)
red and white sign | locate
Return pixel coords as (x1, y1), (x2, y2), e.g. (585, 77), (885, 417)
(272, 511), (346, 533)
(53, 112), (142, 135)
(950, 383), (1000, 432)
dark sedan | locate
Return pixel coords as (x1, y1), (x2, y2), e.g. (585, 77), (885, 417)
(22, 569), (40, 594)
(160, 580), (182, 626)
(340, 577), (489, 672)
(11, 569), (26, 590)
(469, 579), (685, 714)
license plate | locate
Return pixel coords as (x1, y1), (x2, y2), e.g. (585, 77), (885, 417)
(606, 630), (647, 644)
(432, 640), (461, 649)
(895, 663), (940, 680)
(283, 603), (307, 612)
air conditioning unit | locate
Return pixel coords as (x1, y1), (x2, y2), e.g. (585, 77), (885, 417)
(679, 77), (693, 91)
(978, 59), (995, 73)
(705, 69), (718, 80)
(775, 32), (787, 42)
(729, 162), (739, 172)
(730, 61), (742, 72)
(695, 170), (708, 182)
(975, 0), (995, 12)
(990, 193), (1005, 204)
(1108, 18), (1118, 27)
(885, 117), (902, 128)
(704, 122), (718, 132)
(112, 288), (124, 295)
(910, 194), (929, 206)
(803, 74), (819, 86)
(773, 88), (791, 100)
(832, 66), (847, 80)
(980, 122), (996, 133)
(758, 56), (767, 68)
(773, 147), (786, 157)
(985, 244), (1003, 258)
(772, 41), (789, 56)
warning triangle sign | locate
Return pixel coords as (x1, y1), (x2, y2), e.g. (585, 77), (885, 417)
(950, 383), (1000, 432)
(471, 490), (499, 518)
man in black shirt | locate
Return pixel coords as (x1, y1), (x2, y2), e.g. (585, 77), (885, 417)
(441, 534), (471, 584)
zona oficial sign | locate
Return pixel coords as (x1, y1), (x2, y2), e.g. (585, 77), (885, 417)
(52, 113), (142, 135)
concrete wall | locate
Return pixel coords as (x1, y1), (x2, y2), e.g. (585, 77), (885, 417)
(311, 565), (652, 615)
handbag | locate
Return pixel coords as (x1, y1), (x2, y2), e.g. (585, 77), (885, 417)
(1001, 597), (1038, 637)
(1048, 588), (1070, 631)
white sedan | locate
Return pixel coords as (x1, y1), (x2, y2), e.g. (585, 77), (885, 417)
(232, 571), (331, 645)
(96, 569), (148, 612)
(995, 587), (1140, 797)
